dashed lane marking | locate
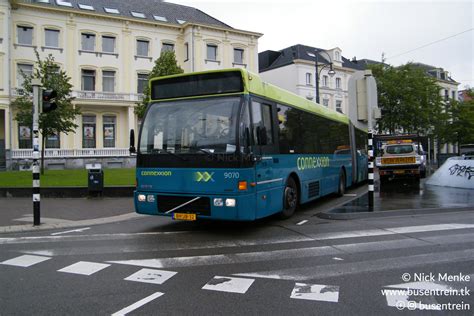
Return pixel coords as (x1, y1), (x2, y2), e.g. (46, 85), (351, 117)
(58, 261), (111, 276)
(202, 276), (255, 294)
(0, 254), (51, 267)
(296, 220), (308, 226)
(51, 227), (91, 236)
(124, 268), (177, 285)
(290, 283), (340, 302)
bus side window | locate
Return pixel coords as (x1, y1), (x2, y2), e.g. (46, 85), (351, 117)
(251, 101), (274, 146)
(239, 103), (252, 153)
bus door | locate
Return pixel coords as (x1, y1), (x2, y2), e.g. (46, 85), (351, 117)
(250, 100), (281, 218)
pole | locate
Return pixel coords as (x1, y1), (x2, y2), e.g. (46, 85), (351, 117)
(32, 79), (41, 226)
(365, 71), (374, 211)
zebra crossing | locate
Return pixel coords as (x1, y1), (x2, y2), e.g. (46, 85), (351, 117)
(2, 252), (471, 311)
(0, 253), (343, 304)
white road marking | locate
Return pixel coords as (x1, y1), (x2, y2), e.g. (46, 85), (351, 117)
(124, 268), (177, 285)
(111, 292), (164, 316)
(58, 261), (110, 275)
(383, 281), (451, 311)
(332, 257), (344, 261)
(290, 283), (339, 302)
(0, 255), (51, 267)
(296, 220), (308, 226)
(343, 194), (357, 197)
(202, 276), (255, 294)
(51, 227), (91, 236)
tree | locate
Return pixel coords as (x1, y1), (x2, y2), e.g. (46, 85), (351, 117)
(13, 51), (81, 174)
(369, 63), (445, 137)
(135, 51), (184, 119)
(442, 90), (474, 148)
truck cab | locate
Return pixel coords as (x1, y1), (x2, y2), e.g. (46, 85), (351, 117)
(376, 140), (425, 183)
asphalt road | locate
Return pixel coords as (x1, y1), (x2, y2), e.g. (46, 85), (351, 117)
(1, 202), (474, 315)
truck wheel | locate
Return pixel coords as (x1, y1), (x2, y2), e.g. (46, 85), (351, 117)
(280, 177), (298, 219)
(337, 169), (346, 197)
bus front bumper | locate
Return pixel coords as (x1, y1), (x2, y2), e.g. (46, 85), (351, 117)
(134, 191), (257, 221)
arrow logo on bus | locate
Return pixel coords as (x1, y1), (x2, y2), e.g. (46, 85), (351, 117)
(194, 171), (215, 182)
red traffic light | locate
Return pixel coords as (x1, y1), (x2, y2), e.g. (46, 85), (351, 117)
(42, 90), (58, 113)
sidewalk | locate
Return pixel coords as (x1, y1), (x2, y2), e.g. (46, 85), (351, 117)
(0, 197), (140, 233)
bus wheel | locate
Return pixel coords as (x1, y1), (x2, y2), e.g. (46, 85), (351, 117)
(280, 177), (298, 219)
(337, 169), (346, 197)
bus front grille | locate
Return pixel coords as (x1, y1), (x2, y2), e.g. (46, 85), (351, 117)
(157, 195), (211, 216)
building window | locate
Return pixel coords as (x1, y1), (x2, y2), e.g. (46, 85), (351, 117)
(336, 77), (341, 89)
(18, 125), (32, 149)
(17, 63), (33, 88)
(82, 115), (96, 148)
(452, 91), (456, 100)
(17, 26), (33, 45)
(102, 36), (115, 53)
(161, 43), (174, 53)
(335, 51), (340, 61)
(234, 48), (244, 64)
(102, 70), (115, 92)
(137, 73), (148, 93)
(45, 131), (60, 149)
(336, 100), (342, 113)
(207, 44), (217, 61)
(136, 40), (149, 56)
(81, 33), (95, 51)
(305, 73), (312, 85)
(323, 99), (329, 107)
(81, 69), (96, 91)
(45, 29), (59, 47)
(103, 116), (116, 148)
(184, 43), (189, 61)
(444, 89), (449, 101)
(322, 75), (328, 87)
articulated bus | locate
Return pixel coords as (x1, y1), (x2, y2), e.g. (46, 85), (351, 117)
(134, 69), (367, 221)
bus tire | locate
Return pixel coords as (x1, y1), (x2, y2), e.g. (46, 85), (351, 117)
(337, 169), (346, 197)
(280, 177), (298, 219)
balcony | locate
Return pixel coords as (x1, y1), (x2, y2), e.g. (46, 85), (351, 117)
(72, 91), (143, 102)
(12, 148), (131, 159)
(10, 89), (143, 102)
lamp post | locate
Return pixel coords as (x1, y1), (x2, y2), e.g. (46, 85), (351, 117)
(307, 50), (336, 104)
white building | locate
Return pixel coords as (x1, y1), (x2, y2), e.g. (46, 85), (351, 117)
(258, 44), (365, 114)
(0, 0), (261, 170)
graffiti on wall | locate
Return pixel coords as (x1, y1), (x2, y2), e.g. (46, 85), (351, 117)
(448, 164), (474, 180)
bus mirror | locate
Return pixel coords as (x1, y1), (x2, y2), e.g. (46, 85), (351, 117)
(129, 129), (136, 154)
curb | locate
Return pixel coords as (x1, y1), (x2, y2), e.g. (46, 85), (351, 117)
(0, 212), (143, 234)
(317, 206), (474, 220)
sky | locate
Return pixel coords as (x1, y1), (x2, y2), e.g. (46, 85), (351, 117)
(166, 0), (473, 89)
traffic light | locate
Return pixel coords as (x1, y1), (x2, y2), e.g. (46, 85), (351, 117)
(42, 90), (57, 113)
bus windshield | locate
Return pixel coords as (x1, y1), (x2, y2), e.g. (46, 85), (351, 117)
(139, 96), (241, 155)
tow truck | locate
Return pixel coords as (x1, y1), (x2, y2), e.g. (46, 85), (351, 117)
(376, 139), (426, 183)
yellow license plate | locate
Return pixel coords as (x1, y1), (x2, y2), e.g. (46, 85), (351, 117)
(173, 213), (196, 221)
(382, 157), (416, 164)
(393, 170), (405, 174)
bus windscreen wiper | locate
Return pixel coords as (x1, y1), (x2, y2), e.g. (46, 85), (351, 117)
(157, 149), (188, 161)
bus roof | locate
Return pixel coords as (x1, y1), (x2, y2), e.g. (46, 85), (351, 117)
(149, 68), (350, 125)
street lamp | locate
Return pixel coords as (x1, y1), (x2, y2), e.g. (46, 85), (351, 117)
(307, 50), (336, 104)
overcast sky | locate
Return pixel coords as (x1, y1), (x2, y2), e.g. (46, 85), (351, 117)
(167, 0), (473, 89)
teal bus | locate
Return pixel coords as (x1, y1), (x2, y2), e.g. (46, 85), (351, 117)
(134, 69), (367, 221)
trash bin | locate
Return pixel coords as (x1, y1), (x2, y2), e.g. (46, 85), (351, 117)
(86, 163), (103, 196)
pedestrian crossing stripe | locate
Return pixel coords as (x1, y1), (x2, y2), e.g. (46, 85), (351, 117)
(58, 261), (110, 276)
(124, 268), (177, 285)
(0, 254), (51, 267)
(290, 283), (339, 302)
(202, 276), (255, 294)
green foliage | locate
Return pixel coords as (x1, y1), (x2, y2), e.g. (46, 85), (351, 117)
(13, 51), (81, 173)
(369, 63), (444, 136)
(135, 51), (184, 119)
(13, 51), (80, 135)
(442, 90), (474, 145)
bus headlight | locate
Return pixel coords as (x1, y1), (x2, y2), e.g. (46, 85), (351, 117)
(225, 198), (236, 207)
(147, 195), (155, 203)
(138, 194), (146, 202)
(213, 198), (224, 207)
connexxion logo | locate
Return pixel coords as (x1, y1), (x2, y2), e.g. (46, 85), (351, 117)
(194, 171), (215, 182)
